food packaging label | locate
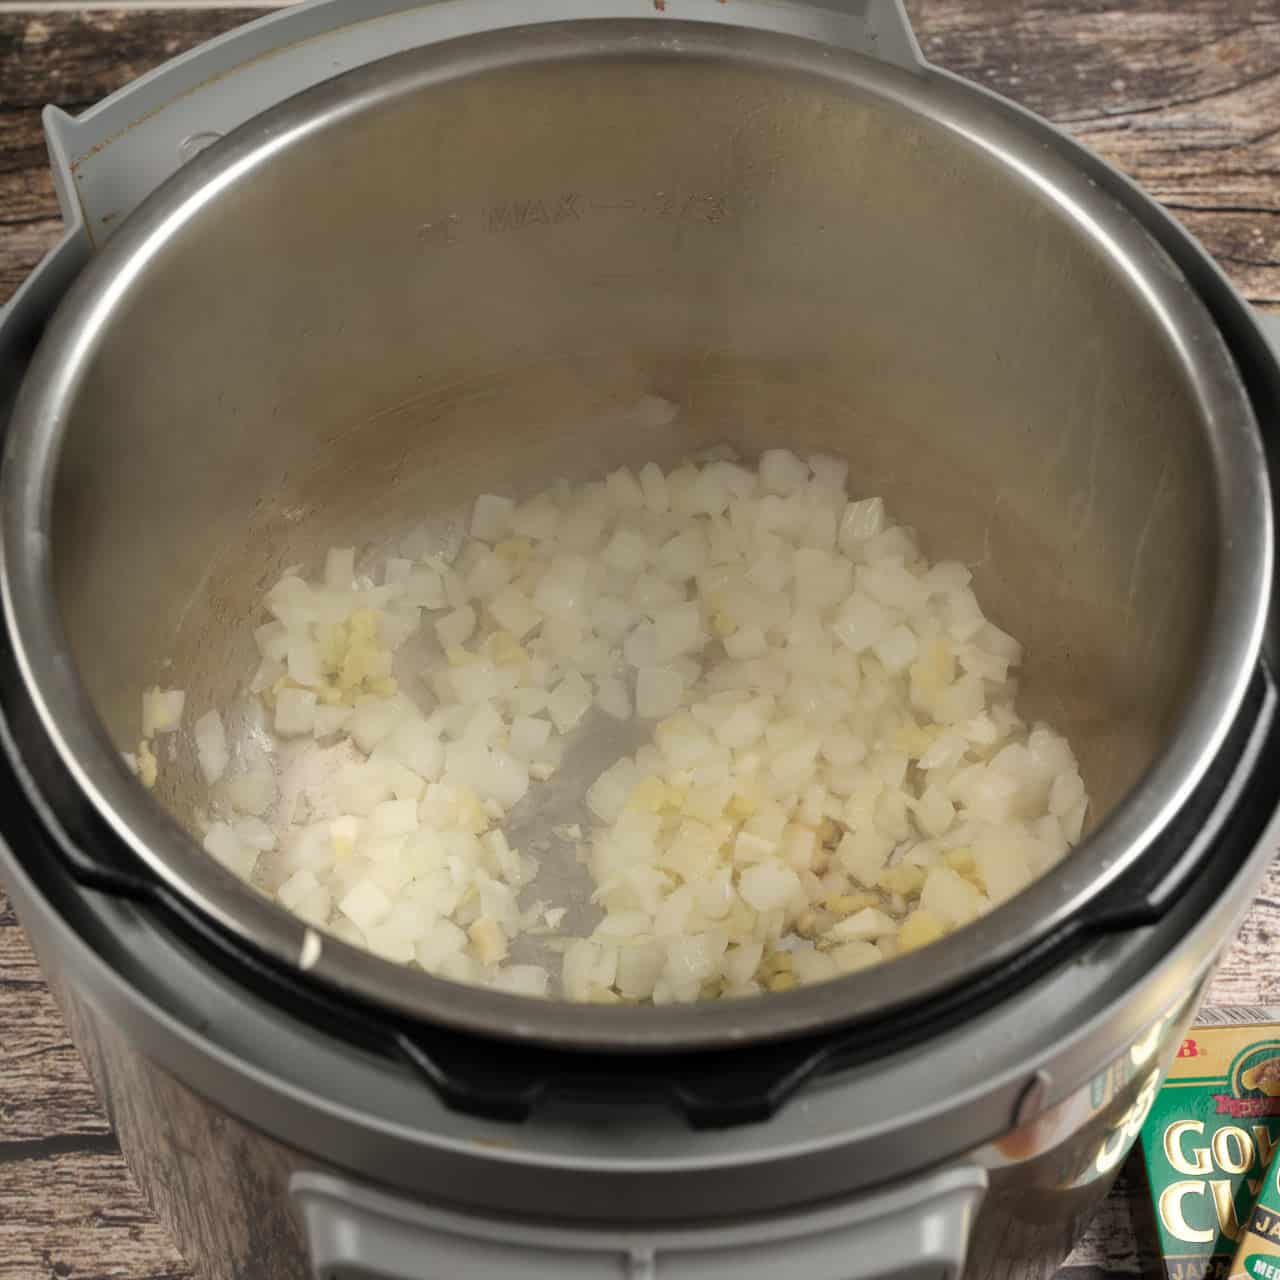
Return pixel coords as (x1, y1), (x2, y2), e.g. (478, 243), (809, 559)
(1141, 1022), (1280, 1280)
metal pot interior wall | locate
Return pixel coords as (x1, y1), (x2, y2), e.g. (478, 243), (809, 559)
(46, 39), (1217, 838)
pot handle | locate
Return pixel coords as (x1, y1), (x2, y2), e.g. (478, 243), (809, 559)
(290, 1166), (986, 1280)
(43, 0), (925, 248)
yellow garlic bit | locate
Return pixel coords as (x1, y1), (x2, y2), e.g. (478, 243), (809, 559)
(494, 538), (532, 565)
(454, 784), (490, 835)
(663, 784), (688, 813)
(909, 638), (956, 705)
(628, 776), (668, 813)
(758, 950), (793, 978)
(824, 891), (879, 917)
(727, 783), (760, 821)
(898, 909), (946, 954)
(711, 610), (737, 638)
(485, 631), (528, 669)
(879, 864), (927, 896)
(316, 621), (347, 673)
(136, 740), (159, 789)
(891, 722), (938, 759)
(329, 608), (386, 695)
(468, 917), (508, 966)
(348, 608), (380, 642)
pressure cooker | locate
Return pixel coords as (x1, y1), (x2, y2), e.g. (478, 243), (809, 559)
(2, 2), (1279, 1276)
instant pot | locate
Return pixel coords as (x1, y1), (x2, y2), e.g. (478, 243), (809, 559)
(3, 2), (1280, 1276)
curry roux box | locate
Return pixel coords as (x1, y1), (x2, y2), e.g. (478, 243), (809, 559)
(1230, 1120), (1280, 1280)
(1141, 1021), (1280, 1280)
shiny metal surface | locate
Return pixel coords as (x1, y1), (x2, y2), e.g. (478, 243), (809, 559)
(47, 979), (1106, 1280)
(1, 17), (1271, 1048)
(43, 0), (924, 249)
(0, 795), (1229, 1279)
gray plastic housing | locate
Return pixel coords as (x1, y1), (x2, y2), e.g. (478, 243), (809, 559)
(291, 1167), (986, 1280)
(7, 3), (1275, 1278)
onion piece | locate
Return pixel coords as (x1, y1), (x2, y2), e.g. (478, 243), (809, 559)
(194, 709), (229, 786)
(176, 449), (1087, 1005)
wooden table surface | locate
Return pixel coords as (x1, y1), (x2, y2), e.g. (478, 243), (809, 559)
(3, 2), (1280, 1277)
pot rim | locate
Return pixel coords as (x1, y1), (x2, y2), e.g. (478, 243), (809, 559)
(1, 16), (1271, 1051)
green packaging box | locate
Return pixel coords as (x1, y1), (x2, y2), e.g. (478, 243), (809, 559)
(1140, 1019), (1280, 1280)
(1231, 1129), (1280, 1280)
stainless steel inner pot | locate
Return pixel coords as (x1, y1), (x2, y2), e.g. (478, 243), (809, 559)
(2, 19), (1270, 1050)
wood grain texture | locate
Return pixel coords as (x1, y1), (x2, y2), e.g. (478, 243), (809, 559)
(0, 1146), (190, 1280)
(0, 2), (1279, 304)
(0, 882), (192, 1280)
(1, 3), (1279, 1278)
(1066, 1174), (1142, 1278)
(0, 8), (261, 301)
(0, 889), (112, 1148)
(905, 0), (1280, 305)
(1207, 856), (1280, 1007)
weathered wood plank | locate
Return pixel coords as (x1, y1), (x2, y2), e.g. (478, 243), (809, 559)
(0, 985), (113, 1144)
(1, 4), (1280, 304)
(908, 1), (1280, 123)
(0, 880), (111, 1146)
(0, 895), (52, 989)
(0, 8), (263, 302)
(1067, 1164), (1144, 1276)
(0, 1148), (190, 1280)
(0, 881), (195, 1277)
(1207, 853), (1280, 1006)
(905, 0), (1280, 306)
(0, 10), (271, 112)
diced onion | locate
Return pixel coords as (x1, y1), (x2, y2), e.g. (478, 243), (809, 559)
(142, 687), (185, 737)
(194, 710), (229, 786)
(168, 448), (1087, 1004)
